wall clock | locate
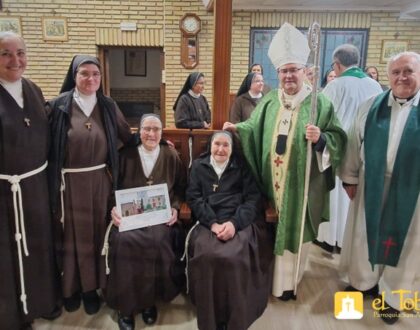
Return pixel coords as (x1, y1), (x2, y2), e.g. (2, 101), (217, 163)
(180, 14), (201, 69)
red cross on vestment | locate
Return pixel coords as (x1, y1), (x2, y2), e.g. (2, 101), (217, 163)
(382, 237), (397, 259)
(274, 157), (283, 167)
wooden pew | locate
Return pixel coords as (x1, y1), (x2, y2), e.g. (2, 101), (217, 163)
(162, 128), (278, 223)
(162, 128), (214, 222)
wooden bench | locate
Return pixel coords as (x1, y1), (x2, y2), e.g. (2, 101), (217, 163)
(162, 128), (278, 223)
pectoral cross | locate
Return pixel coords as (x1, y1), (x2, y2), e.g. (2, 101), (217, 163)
(146, 177), (153, 186)
(24, 117), (31, 127)
(85, 122), (92, 130)
(212, 184), (218, 192)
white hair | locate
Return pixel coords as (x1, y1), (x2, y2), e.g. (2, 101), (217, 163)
(0, 31), (26, 49)
(387, 51), (420, 73)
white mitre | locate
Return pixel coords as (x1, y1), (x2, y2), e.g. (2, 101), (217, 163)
(268, 22), (310, 69)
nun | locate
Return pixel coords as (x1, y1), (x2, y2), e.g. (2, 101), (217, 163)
(47, 55), (133, 315)
(173, 72), (211, 129)
(105, 114), (186, 330)
(185, 131), (274, 330)
(229, 72), (265, 123)
(0, 31), (60, 330)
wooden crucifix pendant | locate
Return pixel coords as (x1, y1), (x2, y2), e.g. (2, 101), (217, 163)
(24, 117), (31, 127)
(85, 122), (92, 130)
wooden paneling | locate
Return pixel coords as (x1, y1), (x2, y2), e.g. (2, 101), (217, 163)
(251, 12), (371, 28)
(96, 28), (164, 46)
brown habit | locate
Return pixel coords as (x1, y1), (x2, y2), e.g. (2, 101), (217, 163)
(0, 79), (59, 328)
(60, 102), (131, 297)
(105, 144), (186, 315)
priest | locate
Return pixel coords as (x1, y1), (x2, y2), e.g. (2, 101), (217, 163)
(340, 51), (420, 325)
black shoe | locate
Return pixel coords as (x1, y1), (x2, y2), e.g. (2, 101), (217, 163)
(142, 306), (157, 325)
(277, 290), (297, 301)
(63, 292), (81, 312)
(379, 301), (400, 324)
(344, 284), (379, 298)
(41, 305), (63, 320)
(313, 239), (334, 253)
(117, 313), (135, 330)
(82, 290), (101, 315)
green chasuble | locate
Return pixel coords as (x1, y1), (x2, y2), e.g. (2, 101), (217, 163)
(237, 89), (346, 255)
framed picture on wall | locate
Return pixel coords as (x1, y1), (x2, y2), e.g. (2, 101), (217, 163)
(125, 49), (147, 76)
(0, 17), (22, 34)
(42, 17), (68, 41)
(380, 40), (408, 63)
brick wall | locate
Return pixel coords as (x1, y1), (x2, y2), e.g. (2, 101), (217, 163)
(1, 1), (419, 126)
(229, 11), (420, 91)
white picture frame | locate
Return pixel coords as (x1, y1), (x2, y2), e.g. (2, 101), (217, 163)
(115, 183), (171, 232)
(0, 17), (21, 34)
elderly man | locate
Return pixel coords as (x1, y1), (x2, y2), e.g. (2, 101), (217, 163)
(317, 44), (383, 253)
(340, 51), (420, 324)
(224, 22), (346, 300)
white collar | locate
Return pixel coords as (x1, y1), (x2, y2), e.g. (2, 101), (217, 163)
(388, 89), (420, 108)
(210, 156), (229, 179)
(248, 90), (262, 99)
(73, 88), (97, 117)
(188, 89), (201, 98)
(138, 144), (160, 178)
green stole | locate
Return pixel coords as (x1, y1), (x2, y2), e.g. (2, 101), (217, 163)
(364, 91), (420, 267)
(340, 67), (367, 78)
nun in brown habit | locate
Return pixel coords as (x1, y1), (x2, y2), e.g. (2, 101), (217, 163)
(104, 114), (186, 329)
(47, 55), (133, 315)
(0, 31), (60, 330)
(185, 131), (274, 330)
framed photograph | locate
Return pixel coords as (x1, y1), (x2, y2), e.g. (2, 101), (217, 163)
(125, 49), (147, 76)
(380, 40), (409, 63)
(115, 183), (171, 232)
(42, 17), (68, 41)
(0, 17), (21, 34)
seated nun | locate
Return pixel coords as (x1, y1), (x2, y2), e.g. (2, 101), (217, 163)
(104, 114), (186, 330)
(185, 130), (274, 330)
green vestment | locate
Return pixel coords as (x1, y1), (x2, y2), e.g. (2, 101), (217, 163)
(237, 89), (347, 255)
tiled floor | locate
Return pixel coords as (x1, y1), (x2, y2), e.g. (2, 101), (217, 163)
(34, 244), (418, 329)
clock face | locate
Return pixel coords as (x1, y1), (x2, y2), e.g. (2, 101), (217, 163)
(182, 16), (199, 34)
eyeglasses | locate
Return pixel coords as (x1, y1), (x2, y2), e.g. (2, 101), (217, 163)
(278, 67), (304, 75)
(330, 62), (337, 69)
(141, 126), (162, 133)
(77, 71), (101, 79)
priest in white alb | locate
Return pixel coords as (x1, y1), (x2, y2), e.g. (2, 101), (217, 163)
(340, 51), (420, 325)
(317, 44), (383, 253)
